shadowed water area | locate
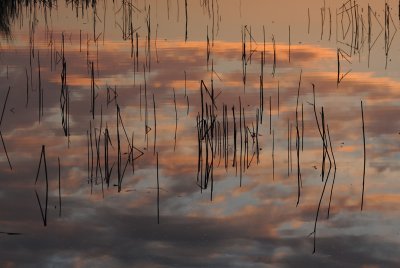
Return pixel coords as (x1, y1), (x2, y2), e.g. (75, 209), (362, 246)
(1, 0), (400, 266)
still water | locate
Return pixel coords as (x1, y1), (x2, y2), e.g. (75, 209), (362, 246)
(1, 0), (400, 266)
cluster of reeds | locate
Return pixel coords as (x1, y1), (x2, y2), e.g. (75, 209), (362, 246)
(319, 1), (332, 41)
(383, 2), (397, 69)
(241, 25), (258, 90)
(336, 48), (351, 86)
(337, 1), (361, 55)
(366, 4), (382, 67)
(85, 92), (144, 196)
(333, 1), (396, 79)
(196, 72), (264, 199)
(0, 0), (56, 38)
(4, 0), (375, 251)
(309, 85), (337, 254)
(116, 104), (144, 192)
(200, 0), (219, 45)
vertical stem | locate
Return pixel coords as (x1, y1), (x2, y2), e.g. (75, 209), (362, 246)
(157, 152), (160, 224)
(153, 94), (157, 155)
(173, 88), (178, 151)
(239, 97), (243, 186)
(117, 105), (121, 192)
(269, 96), (272, 135)
(287, 119), (290, 177)
(43, 145), (48, 226)
(277, 81), (280, 118)
(0, 132), (12, 170)
(58, 157), (61, 217)
(302, 102), (304, 151)
(272, 130), (275, 181)
(80, 29), (82, 52)
(288, 25), (291, 62)
(361, 100), (366, 211)
(290, 122), (293, 174)
(185, 0), (188, 41)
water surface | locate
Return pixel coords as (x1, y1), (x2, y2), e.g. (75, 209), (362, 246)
(1, 0), (400, 267)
